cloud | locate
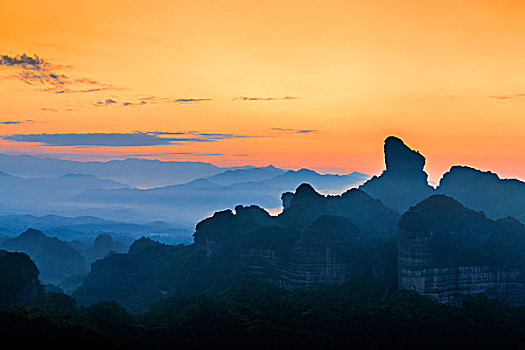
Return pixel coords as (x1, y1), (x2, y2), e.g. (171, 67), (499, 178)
(489, 94), (525, 100)
(41, 107), (73, 112)
(174, 98), (212, 103)
(1, 53), (115, 93)
(120, 97), (212, 107)
(233, 96), (298, 101)
(1, 131), (255, 147)
(271, 127), (317, 134)
(0, 119), (34, 125)
(125, 152), (249, 157)
(0, 54), (46, 70)
(95, 99), (118, 105)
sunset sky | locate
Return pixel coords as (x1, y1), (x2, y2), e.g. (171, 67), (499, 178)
(1, 0), (524, 183)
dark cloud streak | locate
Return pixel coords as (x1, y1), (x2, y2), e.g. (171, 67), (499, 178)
(233, 96), (298, 101)
(1, 131), (256, 147)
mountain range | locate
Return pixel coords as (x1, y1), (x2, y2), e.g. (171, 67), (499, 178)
(0, 154), (370, 227)
(72, 136), (525, 310)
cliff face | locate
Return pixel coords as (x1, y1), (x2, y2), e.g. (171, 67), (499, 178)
(0, 250), (42, 308)
(239, 216), (369, 290)
(193, 187), (396, 291)
(360, 136), (434, 213)
(398, 195), (525, 305)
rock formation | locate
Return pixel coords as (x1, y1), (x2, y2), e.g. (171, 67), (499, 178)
(76, 184), (398, 308)
(0, 249), (42, 308)
(0, 229), (90, 292)
(438, 165), (525, 223)
(360, 136), (434, 213)
(398, 194), (525, 305)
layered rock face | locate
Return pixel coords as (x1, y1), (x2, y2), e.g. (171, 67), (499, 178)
(0, 250), (42, 308)
(438, 165), (525, 223)
(240, 216), (367, 290)
(398, 195), (525, 305)
(360, 136), (434, 213)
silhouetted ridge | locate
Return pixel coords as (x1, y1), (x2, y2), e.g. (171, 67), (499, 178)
(128, 237), (169, 255)
(437, 165), (525, 222)
(278, 185), (399, 236)
(20, 228), (47, 240)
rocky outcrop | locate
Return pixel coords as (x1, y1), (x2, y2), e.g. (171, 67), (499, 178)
(360, 136), (434, 213)
(0, 229), (90, 292)
(0, 249), (42, 308)
(278, 184), (400, 237)
(398, 195), (525, 305)
(438, 165), (525, 223)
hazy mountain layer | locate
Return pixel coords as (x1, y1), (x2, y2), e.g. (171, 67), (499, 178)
(0, 229), (90, 292)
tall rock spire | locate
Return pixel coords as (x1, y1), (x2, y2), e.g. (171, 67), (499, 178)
(359, 136), (433, 213)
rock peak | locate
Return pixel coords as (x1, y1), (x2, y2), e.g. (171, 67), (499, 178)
(294, 183), (318, 197)
(20, 228), (46, 239)
(384, 136), (425, 173)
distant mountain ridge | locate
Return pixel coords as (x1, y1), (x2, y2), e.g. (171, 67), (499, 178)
(0, 153), (369, 226)
(73, 168), (370, 222)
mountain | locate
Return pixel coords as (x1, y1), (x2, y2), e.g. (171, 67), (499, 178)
(0, 171), (127, 218)
(398, 194), (525, 305)
(0, 154), (229, 188)
(0, 249), (43, 309)
(74, 184), (397, 309)
(359, 136), (434, 213)
(71, 234), (128, 263)
(0, 229), (90, 292)
(276, 183), (399, 236)
(206, 165), (285, 185)
(0, 213), (193, 245)
(0, 153), (369, 225)
(437, 165), (525, 222)
(263, 169), (369, 194)
(74, 170), (370, 223)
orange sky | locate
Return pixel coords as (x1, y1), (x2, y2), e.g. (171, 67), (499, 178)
(0, 0), (524, 183)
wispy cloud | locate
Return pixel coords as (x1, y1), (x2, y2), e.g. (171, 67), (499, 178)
(489, 94), (525, 100)
(1, 53), (116, 94)
(271, 127), (317, 134)
(0, 119), (34, 125)
(41, 107), (74, 112)
(1, 131), (255, 147)
(125, 152), (250, 157)
(118, 97), (212, 107)
(233, 96), (298, 101)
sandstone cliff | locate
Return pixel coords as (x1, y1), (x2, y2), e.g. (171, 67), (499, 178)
(398, 195), (525, 305)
